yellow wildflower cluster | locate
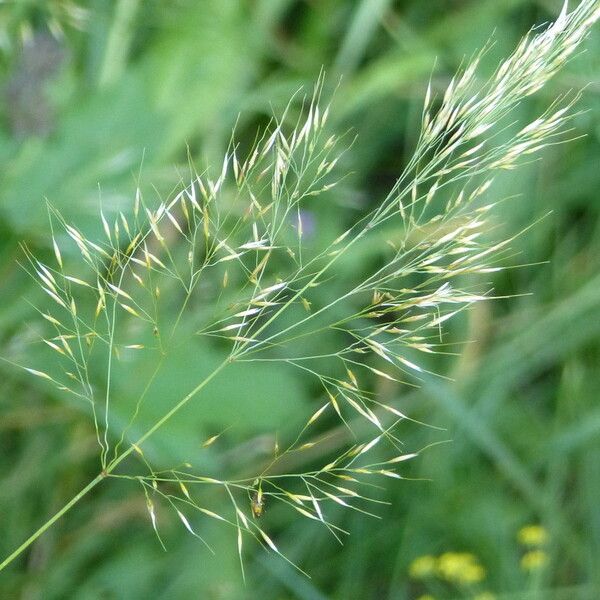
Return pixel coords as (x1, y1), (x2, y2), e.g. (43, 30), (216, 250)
(438, 552), (486, 584)
(517, 524), (549, 547)
(408, 524), (551, 598)
(409, 555), (437, 579)
(409, 552), (486, 585)
(517, 524), (550, 572)
(521, 549), (549, 572)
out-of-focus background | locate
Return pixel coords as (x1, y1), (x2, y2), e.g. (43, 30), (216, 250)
(1, 1), (599, 598)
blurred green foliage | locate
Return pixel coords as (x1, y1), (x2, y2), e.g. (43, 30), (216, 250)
(1, 0), (599, 598)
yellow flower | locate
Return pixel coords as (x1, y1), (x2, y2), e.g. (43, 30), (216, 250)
(437, 552), (486, 584)
(409, 555), (437, 579)
(461, 563), (486, 583)
(521, 550), (549, 572)
(517, 524), (549, 547)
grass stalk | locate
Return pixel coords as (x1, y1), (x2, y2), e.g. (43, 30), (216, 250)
(0, 358), (229, 572)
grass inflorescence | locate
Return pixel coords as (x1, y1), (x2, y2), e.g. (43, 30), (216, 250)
(2, 0), (599, 576)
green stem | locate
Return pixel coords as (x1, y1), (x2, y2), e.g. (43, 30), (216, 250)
(0, 358), (229, 572)
(106, 358), (229, 472)
(0, 472), (105, 572)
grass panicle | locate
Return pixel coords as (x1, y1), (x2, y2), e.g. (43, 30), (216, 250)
(2, 0), (599, 575)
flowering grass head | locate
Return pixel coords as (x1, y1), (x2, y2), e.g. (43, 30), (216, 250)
(2, 0), (600, 576)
